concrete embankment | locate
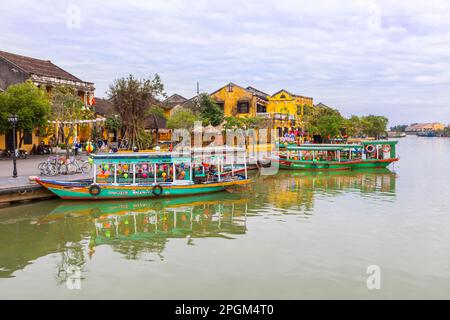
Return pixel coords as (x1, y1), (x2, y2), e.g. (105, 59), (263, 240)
(0, 183), (54, 205)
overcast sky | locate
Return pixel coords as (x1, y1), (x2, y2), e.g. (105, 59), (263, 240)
(1, 0), (449, 125)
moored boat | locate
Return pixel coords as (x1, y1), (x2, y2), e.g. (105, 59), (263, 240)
(270, 140), (399, 171)
(36, 151), (251, 200)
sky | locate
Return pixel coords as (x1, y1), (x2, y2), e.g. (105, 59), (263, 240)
(1, 0), (450, 125)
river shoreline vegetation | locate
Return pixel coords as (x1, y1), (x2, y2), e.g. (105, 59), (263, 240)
(0, 76), (394, 153)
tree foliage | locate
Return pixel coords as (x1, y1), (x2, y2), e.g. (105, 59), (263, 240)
(304, 104), (344, 140)
(390, 124), (408, 132)
(167, 108), (198, 130)
(51, 86), (92, 156)
(344, 115), (363, 137)
(107, 74), (166, 149)
(223, 116), (264, 130)
(0, 81), (51, 147)
(195, 93), (224, 127)
(360, 115), (388, 139)
(105, 115), (122, 132)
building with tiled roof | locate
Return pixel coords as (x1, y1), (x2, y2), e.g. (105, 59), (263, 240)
(405, 123), (445, 133)
(0, 50), (96, 152)
(0, 50), (95, 105)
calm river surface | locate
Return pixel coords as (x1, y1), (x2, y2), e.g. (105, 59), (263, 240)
(1, 136), (450, 299)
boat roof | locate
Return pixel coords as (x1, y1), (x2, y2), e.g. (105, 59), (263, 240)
(92, 152), (191, 164)
(361, 140), (398, 145)
(91, 148), (247, 164)
(286, 145), (363, 151)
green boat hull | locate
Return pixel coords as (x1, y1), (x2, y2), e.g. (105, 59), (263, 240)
(275, 158), (398, 171)
(37, 178), (250, 200)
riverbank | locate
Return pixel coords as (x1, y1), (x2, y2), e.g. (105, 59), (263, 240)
(0, 155), (91, 206)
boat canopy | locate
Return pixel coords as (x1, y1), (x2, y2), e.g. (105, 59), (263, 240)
(91, 152), (190, 165)
(286, 145), (363, 151)
(361, 140), (398, 146)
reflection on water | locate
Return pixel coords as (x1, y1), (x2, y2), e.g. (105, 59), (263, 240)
(250, 169), (396, 214)
(0, 169), (396, 281)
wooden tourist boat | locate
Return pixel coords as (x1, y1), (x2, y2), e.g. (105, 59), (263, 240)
(271, 140), (398, 171)
(36, 151), (251, 200)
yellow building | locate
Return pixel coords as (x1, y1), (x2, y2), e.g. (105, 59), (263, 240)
(210, 83), (268, 119)
(266, 89), (313, 136)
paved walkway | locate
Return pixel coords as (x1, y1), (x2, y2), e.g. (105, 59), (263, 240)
(0, 155), (92, 190)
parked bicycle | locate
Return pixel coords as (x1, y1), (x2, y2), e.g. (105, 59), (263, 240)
(66, 156), (92, 175)
(38, 155), (92, 176)
(38, 155), (69, 176)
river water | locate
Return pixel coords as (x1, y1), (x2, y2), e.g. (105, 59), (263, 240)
(1, 136), (449, 299)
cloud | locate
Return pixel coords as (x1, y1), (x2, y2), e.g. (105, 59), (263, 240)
(0, 0), (449, 124)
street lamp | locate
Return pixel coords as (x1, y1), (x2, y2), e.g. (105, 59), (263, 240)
(8, 114), (18, 178)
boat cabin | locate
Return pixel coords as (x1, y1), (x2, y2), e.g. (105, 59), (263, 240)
(361, 141), (397, 160)
(283, 145), (364, 163)
(91, 149), (248, 186)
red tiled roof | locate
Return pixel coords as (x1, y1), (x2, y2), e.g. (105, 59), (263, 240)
(0, 50), (89, 83)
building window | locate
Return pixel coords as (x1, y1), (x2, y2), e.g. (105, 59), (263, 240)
(257, 104), (266, 113)
(237, 102), (250, 113)
(227, 84), (233, 92)
(24, 131), (33, 145)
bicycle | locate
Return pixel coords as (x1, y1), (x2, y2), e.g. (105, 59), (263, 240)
(37, 155), (69, 176)
(66, 157), (92, 175)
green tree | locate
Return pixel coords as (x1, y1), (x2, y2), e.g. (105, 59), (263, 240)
(147, 105), (166, 120)
(107, 74), (166, 149)
(316, 114), (344, 141)
(304, 104), (344, 140)
(167, 108), (198, 130)
(105, 115), (122, 142)
(197, 93), (224, 127)
(390, 124), (408, 132)
(345, 115), (362, 137)
(51, 86), (93, 157)
(361, 115), (388, 139)
(0, 81), (51, 148)
(223, 116), (264, 130)
(443, 127), (450, 137)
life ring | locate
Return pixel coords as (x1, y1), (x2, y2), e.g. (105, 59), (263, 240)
(365, 145), (376, 153)
(89, 185), (101, 196)
(152, 185), (163, 197)
(382, 145), (391, 153)
(311, 163), (318, 169)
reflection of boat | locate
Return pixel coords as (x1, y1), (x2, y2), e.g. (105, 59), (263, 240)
(271, 141), (398, 171)
(42, 192), (246, 222)
(37, 151), (251, 200)
(253, 168), (397, 211)
(39, 192), (250, 249)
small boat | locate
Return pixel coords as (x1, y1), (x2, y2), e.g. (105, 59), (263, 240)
(387, 131), (406, 138)
(417, 131), (437, 137)
(36, 151), (251, 200)
(270, 141), (399, 171)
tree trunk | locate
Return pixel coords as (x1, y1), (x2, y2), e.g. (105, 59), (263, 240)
(65, 125), (74, 158)
(18, 131), (24, 148)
